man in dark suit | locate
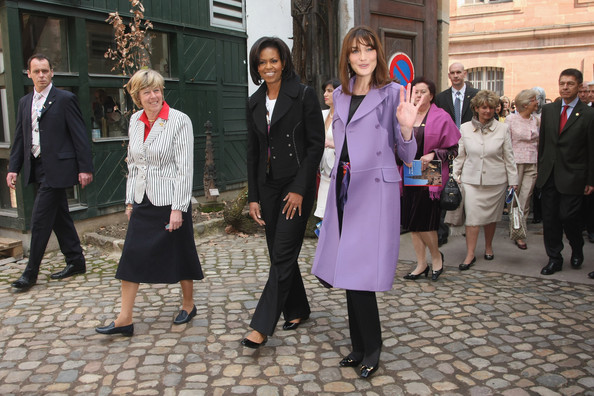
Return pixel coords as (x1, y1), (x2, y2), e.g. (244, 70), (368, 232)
(434, 63), (479, 246)
(536, 68), (594, 277)
(435, 63), (480, 128)
(7, 54), (94, 290)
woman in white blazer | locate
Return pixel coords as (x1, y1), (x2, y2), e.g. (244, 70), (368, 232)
(96, 69), (203, 336)
(453, 90), (518, 272)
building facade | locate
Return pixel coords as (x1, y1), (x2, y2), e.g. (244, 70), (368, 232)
(0, 0), (249, 232)
(448, 0), (594, 100)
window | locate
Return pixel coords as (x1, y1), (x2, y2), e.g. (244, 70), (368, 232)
(210, 0), (246, 31)
(90, 87), (132, 139)
(21, 14), (69, 72)
(87, 21), (171, 77)
(467, 67), (504, 95)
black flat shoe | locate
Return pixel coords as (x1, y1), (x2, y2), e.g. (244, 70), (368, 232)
(588, 271), (594, 279)
(11, 276), (36, 290)
(50, 264), (86, 280)
(541, 260), (562, 275)
(360, 364), (379, 379)
(403, 265), (429, 280)
(95, 321), (134, 336)
(173, 305), (197, 325)
(282, 317), (308, 331)
(339, 356), (362, 367)
(484, 253), (494, 260)
(432, 252), (444, 281)
(241, 337), (267, 349)
(459, 257), (476, 271)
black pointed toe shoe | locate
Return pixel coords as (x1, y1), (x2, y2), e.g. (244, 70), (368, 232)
(360, 364), (379, 379)
(339, 356), (362, 367)
(95, 322), (134, 336)
(173, 305), (197, 325)
(241, 337), (268, 349)
(403, 265), (429, 280)
(282, 316), (308, 330)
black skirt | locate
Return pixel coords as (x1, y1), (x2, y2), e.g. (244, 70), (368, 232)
(116, 195), (204, 284)
(401, 186), (441, 232)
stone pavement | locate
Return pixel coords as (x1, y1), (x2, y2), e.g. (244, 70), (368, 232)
(1, 223), (594, 395)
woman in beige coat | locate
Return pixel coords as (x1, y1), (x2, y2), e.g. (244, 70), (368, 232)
(453, 90), (518, 271)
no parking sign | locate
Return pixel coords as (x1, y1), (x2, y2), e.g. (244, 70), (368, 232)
(388, 52), (414, 85)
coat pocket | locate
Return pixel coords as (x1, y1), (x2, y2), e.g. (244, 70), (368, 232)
(381, 167), (401, 183)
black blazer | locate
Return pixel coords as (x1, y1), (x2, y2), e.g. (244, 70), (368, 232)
(246, 75), (324, 202)
(435, 85), (479, 125)
(536, 99), (594, 194)
(9, 86), (93, 188)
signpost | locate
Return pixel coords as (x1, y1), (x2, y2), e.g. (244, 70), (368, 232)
(388, 52), (414, 85)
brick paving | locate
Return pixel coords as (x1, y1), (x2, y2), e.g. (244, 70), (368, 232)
(1, 227), (594, 395)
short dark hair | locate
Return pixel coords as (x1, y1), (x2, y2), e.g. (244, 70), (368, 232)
(411, 77), (436, 104)
(559, 68), (583, 85)
(322, 79), (340, 91)
(248, 37), (296, 85)
(338, 25), (390, 96)
(27, 54), (53, 70)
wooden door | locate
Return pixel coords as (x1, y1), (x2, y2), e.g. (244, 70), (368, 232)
(355, 0), (438, 82)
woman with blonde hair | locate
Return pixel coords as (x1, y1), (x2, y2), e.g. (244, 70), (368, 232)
(505, 89), (540, 249)
(96, 69), (203, 336)
(454, 90), (518, 271)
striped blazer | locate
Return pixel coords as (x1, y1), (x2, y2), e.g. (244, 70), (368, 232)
(126, 107), (194, 212)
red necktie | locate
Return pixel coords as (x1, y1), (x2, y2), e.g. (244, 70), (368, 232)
(559, 105), (569, 133)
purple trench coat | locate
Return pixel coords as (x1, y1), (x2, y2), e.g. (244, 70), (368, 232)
(312, 81), (417, 292)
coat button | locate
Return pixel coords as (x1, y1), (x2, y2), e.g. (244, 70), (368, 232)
(273, 156), (276, 159)
(286, 134), (290, 138)
(289, 153), (293, 156)
(375, 124), (380, 129)
(376, 151), (381, 156)
(288, 143), (291, 147)
(375, 178), (380, 182)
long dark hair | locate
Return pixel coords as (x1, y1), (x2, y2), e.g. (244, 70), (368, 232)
(248, 37), (296, 85)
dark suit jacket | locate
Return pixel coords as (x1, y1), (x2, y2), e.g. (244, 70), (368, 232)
(536, 99), (594, 194)
(246, 75), (324, 202)
(435, 85), (479, 125)
(9, 86), (93, 188)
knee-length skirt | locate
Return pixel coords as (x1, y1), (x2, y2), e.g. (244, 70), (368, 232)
(401, 186), (441, 232)
(463, 182), (507, 226)
(116, 195), (204, 284)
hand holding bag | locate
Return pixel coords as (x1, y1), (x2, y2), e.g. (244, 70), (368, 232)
(508, 189), (527, 241)
(440, 154), (462, 211)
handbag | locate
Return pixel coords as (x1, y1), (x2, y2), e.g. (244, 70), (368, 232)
(440, 154), (462, 211)
(508, 190), (527, 241)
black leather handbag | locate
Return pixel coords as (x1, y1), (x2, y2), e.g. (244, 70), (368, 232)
(440, 154), (462, 211)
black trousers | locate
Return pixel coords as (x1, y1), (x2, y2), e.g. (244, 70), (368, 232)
(21, 157), (85, 281)
(249, 176), (314, 336)
(583, 193), (594, 235)
(541, 175), (584, 263)
(346, 290), (382, 366)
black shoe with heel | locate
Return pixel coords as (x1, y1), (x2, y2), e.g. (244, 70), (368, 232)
(459, 257), (476, 271)
(339, 355), (362, 367)
(432, 252), (444, 281)
(403, 265), (429, 280)
(360, 364), (379, 379)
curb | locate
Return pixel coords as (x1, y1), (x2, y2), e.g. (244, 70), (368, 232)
(83, 218), (226, 253)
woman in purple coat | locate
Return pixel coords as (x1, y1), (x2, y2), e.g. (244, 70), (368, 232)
(311, 26), (426, 379)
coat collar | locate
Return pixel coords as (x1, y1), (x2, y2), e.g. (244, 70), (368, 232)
(248, 75), (301, 134)
(334, 77), (392, 125)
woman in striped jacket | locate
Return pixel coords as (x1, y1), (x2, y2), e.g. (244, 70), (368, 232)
(96, 69), (204, 336)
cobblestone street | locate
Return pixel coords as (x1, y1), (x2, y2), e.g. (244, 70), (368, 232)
(1, 228), (594, 395)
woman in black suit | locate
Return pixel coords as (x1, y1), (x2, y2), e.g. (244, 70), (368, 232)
(241, 37), (324, 348)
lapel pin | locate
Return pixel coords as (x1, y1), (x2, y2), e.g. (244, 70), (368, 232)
(576, 113), (579, 116)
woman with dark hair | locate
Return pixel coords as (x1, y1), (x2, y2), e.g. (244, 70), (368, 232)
(242, 37), (324, 348)
(454, 90), (518, 271)
(312, 26), (425, 378)
(314, 78), (340, 219)
(401, 77), (460, 281)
